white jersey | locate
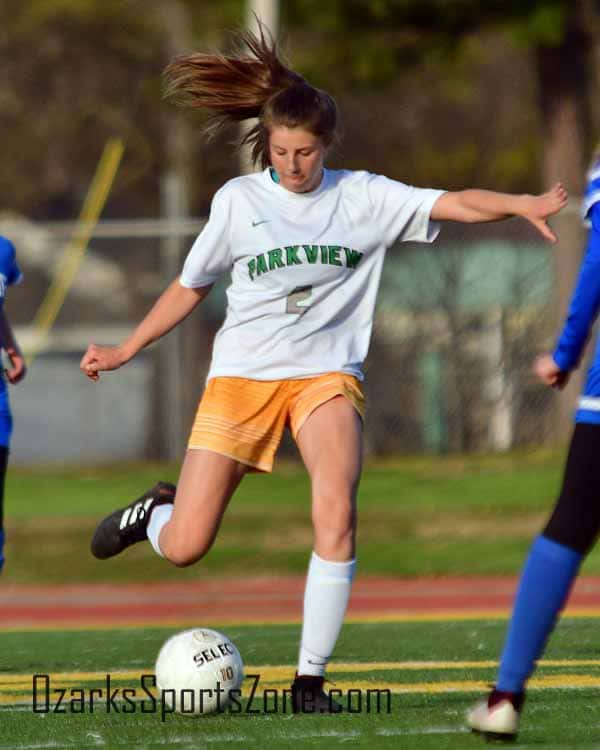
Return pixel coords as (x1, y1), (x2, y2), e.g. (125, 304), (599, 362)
(180, 167), (444, 381)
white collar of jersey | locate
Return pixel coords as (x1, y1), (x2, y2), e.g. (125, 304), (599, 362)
(262, 167), (329, 200)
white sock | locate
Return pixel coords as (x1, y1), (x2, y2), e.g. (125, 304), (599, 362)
(297, 551), (356, 677)
(146, 504), (173, 558)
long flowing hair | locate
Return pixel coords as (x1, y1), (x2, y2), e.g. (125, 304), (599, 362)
(163, 24), (338, 168)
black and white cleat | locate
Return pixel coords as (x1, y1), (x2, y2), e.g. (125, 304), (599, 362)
(91, 482), (175, 559)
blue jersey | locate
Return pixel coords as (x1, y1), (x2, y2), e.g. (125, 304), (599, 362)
(0, 237), (22, 443)
(0, 236), (22, 304)
(552, 163), (600, 423)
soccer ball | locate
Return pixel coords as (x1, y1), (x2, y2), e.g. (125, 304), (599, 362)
(155, 628), (244, 715)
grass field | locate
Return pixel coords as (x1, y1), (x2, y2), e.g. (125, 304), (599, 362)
(2, 617), (600, 748)
(5, 448), (594, 583)
(4, 450), (600, 748)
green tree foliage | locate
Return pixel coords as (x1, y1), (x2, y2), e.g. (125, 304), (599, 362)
(0, 0), (167, 216)
(0, 0), (243, 218)
(282, 0), (594, 189)
(285, 0), (575, 49)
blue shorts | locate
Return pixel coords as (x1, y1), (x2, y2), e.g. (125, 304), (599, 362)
(0, 385), (13, 447)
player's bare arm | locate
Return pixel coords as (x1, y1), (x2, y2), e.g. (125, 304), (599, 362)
(81, 278), (211, 381)
(431, 182), (568, 242)
(0, 308), (26, 384)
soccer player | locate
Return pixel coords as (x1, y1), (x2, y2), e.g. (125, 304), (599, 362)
(467, 159), (600, 740)
(81, 26), (567, 713)
(0, 235), (26, 572)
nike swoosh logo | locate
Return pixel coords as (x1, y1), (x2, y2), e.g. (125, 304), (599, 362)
(252, 220), (271, 227)
(308, 659), (328, 666)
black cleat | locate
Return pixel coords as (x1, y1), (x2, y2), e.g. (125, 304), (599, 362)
(290, 673), (342, 714)
(91, 482), (176, 559)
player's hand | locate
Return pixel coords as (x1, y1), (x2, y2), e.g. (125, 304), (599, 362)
(521, 183), (568, 243)
(4, 348), (26, 384)
(533, 353), (570, 389)
(80, 344), (127, 382)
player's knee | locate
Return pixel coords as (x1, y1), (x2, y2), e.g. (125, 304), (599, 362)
(165, 548), (206, 568)
(162, 536), (214, 568)
(165, 550), (198, 568)
(313, 471), (358, 499)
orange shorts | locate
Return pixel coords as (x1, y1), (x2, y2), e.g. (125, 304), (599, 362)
(188, 372), (365, 472)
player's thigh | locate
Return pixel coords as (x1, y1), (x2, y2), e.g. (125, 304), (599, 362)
(295, 396), (363, 512)
(544, 422), (600, 553)
(167, 448), (247, 549)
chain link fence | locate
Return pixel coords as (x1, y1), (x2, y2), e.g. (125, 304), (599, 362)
(368, 220), (558, 455)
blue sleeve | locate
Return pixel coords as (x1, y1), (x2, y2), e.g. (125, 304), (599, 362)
(582, 162), (600, 222)
(0, 237), (22, 287)
(553, 203), (600, 371)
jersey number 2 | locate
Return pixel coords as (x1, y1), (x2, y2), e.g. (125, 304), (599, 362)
(286, 285), (313, 314)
